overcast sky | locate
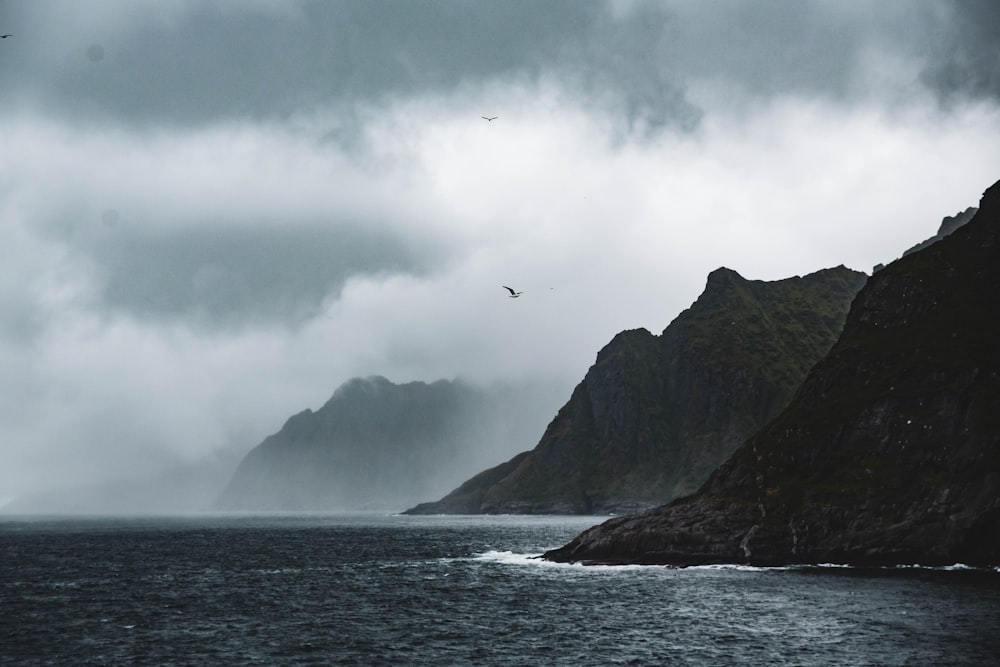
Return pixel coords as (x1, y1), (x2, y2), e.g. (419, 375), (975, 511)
(2, 0), (999, 503)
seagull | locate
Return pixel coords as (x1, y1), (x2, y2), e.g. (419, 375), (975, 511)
(502, 285), (523, 298)
(482, 116), (498, 122)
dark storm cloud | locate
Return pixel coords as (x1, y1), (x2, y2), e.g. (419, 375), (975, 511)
(0, 2), (797, 137)
(6, 1), (996, 138)
(84, 223), (424, 328)
(554, 2), (701, 137)
(921, 0), (1000, 104)
(2, 1), (590, 125)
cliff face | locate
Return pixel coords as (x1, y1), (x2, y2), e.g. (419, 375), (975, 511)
(544, 179), (1000, 566)
(407, 265), (866, 515)
(217, 376), (547, 511)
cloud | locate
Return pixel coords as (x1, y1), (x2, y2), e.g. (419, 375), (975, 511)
(1, 0), (999, 504)
(920, 0), (1000, 104)
(10, 1), (994, 131)
(3, 1), (587, 126)
(4, 118), (448, 328)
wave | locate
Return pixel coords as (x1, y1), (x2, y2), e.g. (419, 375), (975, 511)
(473, 553), (1000, 574)
(679, 562), (1000, 573)
(709, 562), (1000, 575)
(473, 550), (558, 566)
(472, 550), (650, 571)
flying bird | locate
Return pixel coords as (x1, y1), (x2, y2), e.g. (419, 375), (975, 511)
(1, 35), (12, 39)
(502, 286), (522, 298)
(482, 116), (498, 122)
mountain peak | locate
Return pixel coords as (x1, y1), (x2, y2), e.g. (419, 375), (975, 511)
(704, 266), (744, 288)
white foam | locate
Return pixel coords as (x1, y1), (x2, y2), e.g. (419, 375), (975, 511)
(698, 562), (996, 573)
(472, 550), (592, 568)
(471, 554), (1000, 573)
(893, 563), (983, 572)
(687, 563), (791, 572)
(474, 549), (540, 566)
(472, 550), (653, 571)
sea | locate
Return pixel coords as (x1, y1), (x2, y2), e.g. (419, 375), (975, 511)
(2, 513), (999, 666)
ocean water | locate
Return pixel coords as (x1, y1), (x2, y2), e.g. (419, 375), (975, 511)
(2, 514), (999, 666)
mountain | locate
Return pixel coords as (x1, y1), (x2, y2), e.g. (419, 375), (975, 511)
(406, 265), (866, 515)
(543, 179), (1000, 566)
(216, 376), (553, 511)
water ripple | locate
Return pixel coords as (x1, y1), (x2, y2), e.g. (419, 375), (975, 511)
(2, 514), (998, 666)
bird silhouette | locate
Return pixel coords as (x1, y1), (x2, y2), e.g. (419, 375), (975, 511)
(1, 35), (13, 39)
(482, 116), (498, 122)
(503, 285), (522, 298)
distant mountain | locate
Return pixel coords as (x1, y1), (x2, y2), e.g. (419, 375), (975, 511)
(216, 376), (553, 511)
(544, 179), (1000, 566)
(407, 265), (866, 515)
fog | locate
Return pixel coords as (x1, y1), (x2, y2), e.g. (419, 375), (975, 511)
(1, 0), (999, 510)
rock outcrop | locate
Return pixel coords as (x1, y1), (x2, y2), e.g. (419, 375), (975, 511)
(901, 206), (978, 257)
(407, 265), (866, 515)
(544, 179), (1000, 566)
(873, 207), (977, 272)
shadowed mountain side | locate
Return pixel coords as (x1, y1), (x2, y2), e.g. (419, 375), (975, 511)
(543, 178), (1000, 566)
(217, 376), (554, 511)
(407, 265), (866, 515)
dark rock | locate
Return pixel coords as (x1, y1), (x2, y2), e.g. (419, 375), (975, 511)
(873, 207), (976, 274)
(901, 206), (978, 257)
(407, 265), (866, 515)
(544, 179), (1000, 566)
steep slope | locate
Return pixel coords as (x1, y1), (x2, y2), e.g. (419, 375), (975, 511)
(407, 265), (866, 515)
(544, 179), (1000, 566)
(901, 206), (977, 257)
(217, 376), (549, 511)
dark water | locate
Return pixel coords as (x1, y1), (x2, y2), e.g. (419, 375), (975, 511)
(2, 514), (999, 666)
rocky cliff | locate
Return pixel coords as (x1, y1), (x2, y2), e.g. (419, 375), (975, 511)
(406, 265), (866, 515)
(901, 206), (978, 257)
(543, 179), (1000, 566)
(217, 376), (550, 511)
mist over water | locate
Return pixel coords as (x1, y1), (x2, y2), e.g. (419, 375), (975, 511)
(3, 514), (998, 666)
(3, 377), (566, 515)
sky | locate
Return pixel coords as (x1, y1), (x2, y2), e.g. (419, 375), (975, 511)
(2, 0), (1000, 505)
